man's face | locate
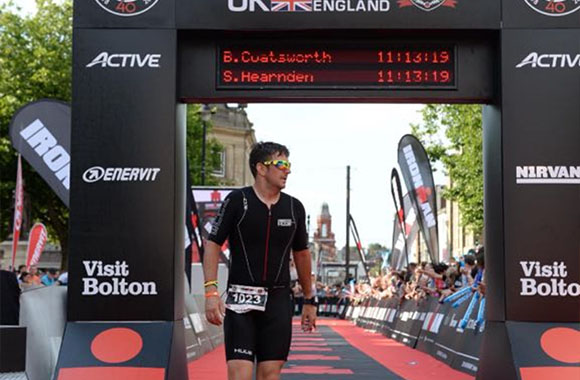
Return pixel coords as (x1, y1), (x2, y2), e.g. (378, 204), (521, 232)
(262, 153), (291, 190)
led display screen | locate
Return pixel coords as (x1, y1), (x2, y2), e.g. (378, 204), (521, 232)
(217, 43), (456, 90)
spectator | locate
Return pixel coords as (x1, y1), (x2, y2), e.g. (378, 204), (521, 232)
(41, 268), (60, 286)
(17, 264), (26, 276)
(28, 265), (42, 286)
(19, 271), (35, 290)
(57, 271), (68, 285)
(460, 254), (476, 286)
(0, 263), (21, 325)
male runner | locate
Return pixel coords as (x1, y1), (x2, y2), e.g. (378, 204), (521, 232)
(203, 142), (317, 380)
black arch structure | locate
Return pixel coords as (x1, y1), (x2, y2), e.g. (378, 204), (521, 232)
(57, 1), (580, 379)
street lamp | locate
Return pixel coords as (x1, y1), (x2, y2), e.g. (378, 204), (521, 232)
(200, 104), (212, 186)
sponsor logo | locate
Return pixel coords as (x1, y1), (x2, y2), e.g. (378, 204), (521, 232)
(461, 362), (478, 372)
(402, 144), (436, 228)
(516, 52), (580, 69)
(82, 260), (158, 296)
(277, 219), (292, 227)
(520, 261), (580, 297)
(516, 165), (580, 184)
(86, 52), (161, 68)
(524, 0), (580, 17)
(233, 348), (253, 356)
(227, 0), (390, 12)
(83, 167), (161, 183)
(94, 0), (160, 17)
(19, 119), (70, 190)
(397, 0), (457, 11)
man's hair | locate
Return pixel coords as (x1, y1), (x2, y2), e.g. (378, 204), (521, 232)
(464, 254), (476, 266)
(249, 141), (290, 178)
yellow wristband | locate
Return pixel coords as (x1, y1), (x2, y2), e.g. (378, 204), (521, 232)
(204, 280), (218, 288)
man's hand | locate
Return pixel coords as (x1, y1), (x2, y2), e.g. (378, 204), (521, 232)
(301, 304), (317, 332)
(205, 295), (226, 326)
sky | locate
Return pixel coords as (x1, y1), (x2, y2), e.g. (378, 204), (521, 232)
(7, 0), (445, 249)
(246, 104), (428, 249)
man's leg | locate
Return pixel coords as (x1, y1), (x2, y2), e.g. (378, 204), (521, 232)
(256, 360), (285, 380)
(227, 360), (254, 380)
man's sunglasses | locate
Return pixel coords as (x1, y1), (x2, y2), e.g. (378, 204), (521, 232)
(263, 160), (291, 171)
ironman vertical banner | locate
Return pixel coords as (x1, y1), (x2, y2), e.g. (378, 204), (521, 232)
(397, 134), (439, 264)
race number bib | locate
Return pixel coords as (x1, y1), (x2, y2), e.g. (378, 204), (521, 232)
(225, 285), (268, 314)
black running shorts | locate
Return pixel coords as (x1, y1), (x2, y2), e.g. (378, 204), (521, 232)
(224, 287), (293, 362)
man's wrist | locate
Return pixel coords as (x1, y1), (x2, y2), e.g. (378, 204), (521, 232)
(303, 296), (318, 306)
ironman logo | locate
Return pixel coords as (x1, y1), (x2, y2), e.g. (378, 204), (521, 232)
(94, 0), (160, 17)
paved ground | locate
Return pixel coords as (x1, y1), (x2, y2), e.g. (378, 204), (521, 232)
(188, 318), (473, 380)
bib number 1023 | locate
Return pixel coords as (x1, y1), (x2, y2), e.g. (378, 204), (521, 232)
(226, 285), (268, 313)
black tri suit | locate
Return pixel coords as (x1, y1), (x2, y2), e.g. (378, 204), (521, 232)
(208, 186), (308, 362)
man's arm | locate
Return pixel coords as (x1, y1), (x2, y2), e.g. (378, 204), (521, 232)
(292, 249), (313, 298)
(203, 240), (226, 326)
(293, 249), (317, 332)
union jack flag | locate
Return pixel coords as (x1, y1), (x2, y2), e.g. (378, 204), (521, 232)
(271, 0), (312, 11)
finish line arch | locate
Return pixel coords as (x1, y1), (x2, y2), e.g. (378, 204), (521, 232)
(57, 1), (580, 379)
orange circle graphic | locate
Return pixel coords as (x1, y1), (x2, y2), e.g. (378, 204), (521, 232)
(540, 327), (580, 364)
(90, 327), (143, 363)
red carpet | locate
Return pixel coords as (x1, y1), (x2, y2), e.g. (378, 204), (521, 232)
(188, 345), (227, 380)
(324, 319), (474, 380)
(188, 318), (474, 380)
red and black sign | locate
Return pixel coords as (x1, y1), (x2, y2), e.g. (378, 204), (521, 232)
(54, 322), (186, 380)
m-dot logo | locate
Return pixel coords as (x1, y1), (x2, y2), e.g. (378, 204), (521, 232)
(94, 0), (160, 17)
(524, 0), (580, 17)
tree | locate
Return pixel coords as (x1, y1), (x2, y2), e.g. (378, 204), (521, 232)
(366, 243), (387, 277)
(0, 1), (223, 269)
(0, 0), (73, 268)
(186, 105), (225, 187)
(411, 104), (484, 236)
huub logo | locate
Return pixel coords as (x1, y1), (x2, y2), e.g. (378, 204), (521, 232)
(515, 52), (580, 68)
(233, 348), (253, 356)
(86, 52), (161, 68)
(83, 167), (161, 183)
(94, 0), (160, 17)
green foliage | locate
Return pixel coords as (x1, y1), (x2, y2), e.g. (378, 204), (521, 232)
(0, 1), (224, 269)
(0, 0), (73, 266)
(366, 243), (387, 277)
(411, 104), (484, 235)
(185, 105), (225, 186)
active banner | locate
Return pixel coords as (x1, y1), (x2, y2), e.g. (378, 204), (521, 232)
(397, 134), (439, 264)
(9, 100), (71, 207)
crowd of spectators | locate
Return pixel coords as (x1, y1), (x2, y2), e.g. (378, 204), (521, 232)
(344, 246), (486, 305)
(291, 246), (486, 309)
(12, 264), (68, 290)
(0, 263), (67, 325)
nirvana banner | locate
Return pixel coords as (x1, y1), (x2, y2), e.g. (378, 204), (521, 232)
(9, 100), (71, 207)
(397, 134), (439, 264)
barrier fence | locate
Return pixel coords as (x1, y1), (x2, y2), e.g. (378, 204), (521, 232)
(17, 285), (481, 379)
(294, 295), (483, 376)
